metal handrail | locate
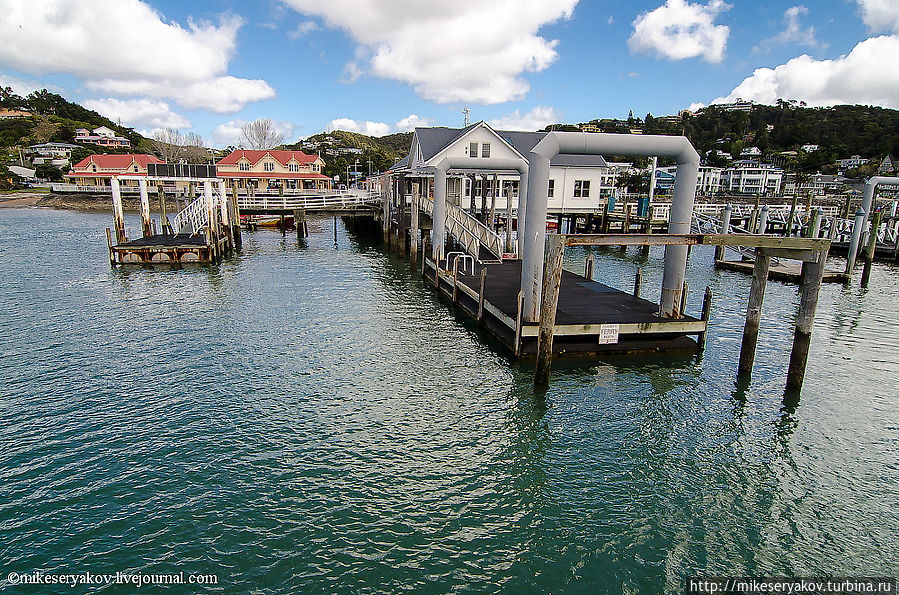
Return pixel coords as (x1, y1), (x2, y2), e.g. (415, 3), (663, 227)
(171, 194), (209, 236)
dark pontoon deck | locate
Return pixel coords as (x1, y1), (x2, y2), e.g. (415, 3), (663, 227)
(424, 258), (704, 357)
(109, 233), (213, 264)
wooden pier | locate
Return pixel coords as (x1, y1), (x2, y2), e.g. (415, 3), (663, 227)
(424, 257), (705, 357)
(715, 258), (848, 283)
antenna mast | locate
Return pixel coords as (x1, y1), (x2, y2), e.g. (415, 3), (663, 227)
(462, 106), (470, 127)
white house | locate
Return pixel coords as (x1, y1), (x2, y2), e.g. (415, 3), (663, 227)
(392, 121), (622, 215)
(657, 165), (724, 196)
(723, 161), (784, 196)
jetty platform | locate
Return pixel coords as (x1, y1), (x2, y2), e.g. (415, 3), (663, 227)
(715, 258), (849, 283)
(423, 258), (705, 356)
(108, 232), (216, 264)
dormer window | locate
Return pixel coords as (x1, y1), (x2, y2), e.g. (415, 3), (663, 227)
(239, 161), (250, 171)
(289, 163), (300, 173)
(264, 162), (274, 172)
(134, 165), (139, 172)
(91, 165), (97, 172)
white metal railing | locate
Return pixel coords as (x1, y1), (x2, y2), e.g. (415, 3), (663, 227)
(237, 190), (380, 212)
(171, 194), (209, 235)
(419, 196), (504, 261)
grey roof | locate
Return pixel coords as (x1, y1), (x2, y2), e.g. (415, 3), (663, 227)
(388, 154), (410, 172)
(410, 123), (607, 168)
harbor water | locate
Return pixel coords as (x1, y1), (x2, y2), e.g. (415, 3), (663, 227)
(1, 208), (897, 593)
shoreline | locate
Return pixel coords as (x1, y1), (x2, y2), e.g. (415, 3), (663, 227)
(1, 192), (168, 214)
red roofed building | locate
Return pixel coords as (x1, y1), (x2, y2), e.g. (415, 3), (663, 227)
(65, 154), (164, 190)
(216, 150), (330, 193)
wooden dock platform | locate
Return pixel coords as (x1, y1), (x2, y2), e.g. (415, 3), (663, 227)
(424, 258), (704, 357)
(109, 233), (215, 264)
(715, 258), (848, 283)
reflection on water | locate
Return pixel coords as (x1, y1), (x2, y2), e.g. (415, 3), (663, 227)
(0, 208), (896, 593)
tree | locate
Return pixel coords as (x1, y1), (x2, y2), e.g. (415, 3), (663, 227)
(240, 118), (284, 150)
(182, 132), (206, 162)
(35, 163), (64, 182)
(152, 128), (186, 163)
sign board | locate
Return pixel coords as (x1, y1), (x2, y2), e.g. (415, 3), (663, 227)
(599, 324), (620, 345)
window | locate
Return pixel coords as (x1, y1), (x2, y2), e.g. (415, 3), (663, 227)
(482, 142), (490, 158)
(134, 165), (139, 172)
(574, 180), (590, 198)
(547, 179), (555, 197)
(289, 163), (300, 173)
(239, 161), (250, 171)
(470, 142), (478, 158)
(264, 162), (274, 172)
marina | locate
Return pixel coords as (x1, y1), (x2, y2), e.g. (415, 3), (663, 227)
(1, 205), (896, 592)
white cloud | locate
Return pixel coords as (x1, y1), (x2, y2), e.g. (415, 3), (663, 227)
(856, 0), (899, 33)
(0, 74), (60, 96)
(394, 114), (433, 132)
(288, 21), (319, 39)
(756, 6), (822, 52)
(281, 0), (577, 104)
(211, 118), (297, 147)
(327, 118), (391, 137)
(629, 0), (731, 63)
(713, 35), (899, 109)
(325, 114), (434, 136)
(0, 0), (274, 113)
(488, 106), (561, 131)
(82, 98), (191, 129)
(85, 76), (274, 114)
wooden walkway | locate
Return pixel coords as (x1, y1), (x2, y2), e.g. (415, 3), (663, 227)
(716, 259), (848, 283)
(425, 258), (704, 356)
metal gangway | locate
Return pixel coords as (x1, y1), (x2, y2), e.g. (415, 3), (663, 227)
(418, 196), (505, 262)
(237, 189), (381, 213)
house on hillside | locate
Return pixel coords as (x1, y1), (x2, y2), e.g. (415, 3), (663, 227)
(65, 154), (163, 190)
(389, 121), (621, 216)
(722, 161), (784, 196)
(0, 108), (30, 119)
(74, 127), (131, 149)
(29, 142), (80, 166)
(657, 165), (724, 196)
(216, 150), (329, 193)
(878, 155), (896, 176)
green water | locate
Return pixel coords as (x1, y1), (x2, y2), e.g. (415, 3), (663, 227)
(0, 208), (896, 593)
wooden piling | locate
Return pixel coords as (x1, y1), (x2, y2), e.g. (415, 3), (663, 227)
(452, 257), (459, 304)
(111, 178), (125, 244)
(513, 290), (524, 358)
(738, 250), (771, 376)
(279, 212), (286, 236)
(634, 268), (642, 299)
(698, 286), (713, 351)
(535, 235), (565, 387)
(861, 210), (883, 288)
(477, 269), (487, 325)
(293, 210), (303, 242)
(680, 282), (688, 317)
(585, 254), (594, 280)
(715, 205), (731, 261)
(106, 228), (115, 266)
(788, 195), (799, 236)
(410, 193), (420, 267)
(786, 246), (830, 390)
(504, 185), (514, 254)
(139, 180), (152, 237)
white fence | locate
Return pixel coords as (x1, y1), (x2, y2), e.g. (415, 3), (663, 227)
(238, 190), (381, 212)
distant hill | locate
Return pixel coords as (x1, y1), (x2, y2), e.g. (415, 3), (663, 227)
(285, 129), (413, 179)
(568, 103), (899, 173)
(0, 88), (149, 155)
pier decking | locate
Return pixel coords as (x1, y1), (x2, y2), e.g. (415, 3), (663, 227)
(424, 258), (704, 356)
(715, 258), (849, 283)
(108, 233), (216, 264)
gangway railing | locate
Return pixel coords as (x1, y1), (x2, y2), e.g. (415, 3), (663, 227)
(238, 190), (380, 212)
(171, 194), (209, 236)
(419, 197), (504, 262)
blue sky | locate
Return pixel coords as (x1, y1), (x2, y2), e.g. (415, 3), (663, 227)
(1, 0), (897, 147)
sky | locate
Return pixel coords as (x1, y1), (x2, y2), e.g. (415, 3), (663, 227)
(1, 0), (898, 148)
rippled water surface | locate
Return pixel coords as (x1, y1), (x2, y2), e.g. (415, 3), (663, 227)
(1, 208), (897, 593)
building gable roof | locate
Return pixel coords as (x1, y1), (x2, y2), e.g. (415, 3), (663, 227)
(217, 150), (319, 167)
(408, 122), (607, 169)
(72, 154), (163, 170)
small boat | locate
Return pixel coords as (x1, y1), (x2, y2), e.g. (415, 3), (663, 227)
(243, 215), (294, 229)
